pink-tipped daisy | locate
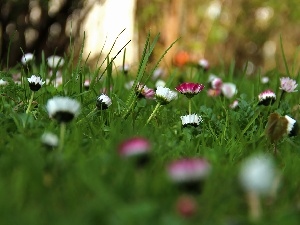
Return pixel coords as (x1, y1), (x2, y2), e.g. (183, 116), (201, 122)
(258, 89), (276, 106)
(211, 77), (223, 90)
(84, 79), (90, 90)
(229, 100), (239, 109)
(180, 114), (203, 127)
(136, 84), (155, 99)
(118, 137), (151, 166)
(118, 137), (151, 157)
(279, 77), (298, 93)
(27, 75), (45, 91)
(167, 158), (211, 193)
(175, 82), (205, 99)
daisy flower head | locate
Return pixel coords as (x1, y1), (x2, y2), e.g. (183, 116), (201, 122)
(118, 137), (151, 157)
(261, 76), (269, 84)
(198, 58), (209, 71)
(221, 82), (237, 99)
(27, 75), (45, 91)
(258, 89), (276, 106)
(0, 79), (8, 86)
(155, 79), (166, 88)
(41, 132), (59, 148)
(239, 153), (275, 196)
(46, 96), (81, 123)
(96, 94), (112, 110)
(21, 53), (34, 65)
(118, 63), (130, 75)
(155, 86), (178, 105)
(167, 158), (211, 193)
(279, 77), (298, 92)
(152, 67), (165, 80)
(285, 115), (298, 137)
(84, 79), (90, 90)
(229, 100), (239, 109)
(136, 84), (155, 99)
(175, 82), (205, 99)
(118, 137), (151, 166)
(47, 55), (65, 68)
(211, 77), (223, 90)
(180, 114), (203, 127)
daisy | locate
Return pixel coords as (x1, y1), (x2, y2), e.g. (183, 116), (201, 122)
(26, 75), (45, 114)
(155, 79), (166, 88)
(239, 153), (276, 220)
(96, 94), (112, 110)
(221, 82), (237, 99)
(258, 89), (276, 106)
(118, 137), (151, 157)
(118, 137), (151, 167)
(155, 86), (178, 105)
(167, 158), (211, 193)
(0, 79), (8, 86)
(84, 79), (90, 90)
(285, 115), (298, 137)
(41, 132), (59, 148)
(229, 100), (239, 109)
(175, 82), (205, 99)
(279, 77), (298, 92)
(152, 67), (165, 80)
(46, 96), (81, 123)
(136, 85), (155, 99)
(211, 77), (223, 90)
(21, 53), (34, 65)
(27, 75), (45, 91)
(198, 58), (209, 71)
(180, 114), (203, 127)
(47, 55), (65, 68)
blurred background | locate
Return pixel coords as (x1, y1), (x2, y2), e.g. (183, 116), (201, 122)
(1, 0), (300, 75)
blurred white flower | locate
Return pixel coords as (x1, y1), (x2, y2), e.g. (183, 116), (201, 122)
(239, 154), (275, 196)
(47, 55), (65, 68)
(21, 53), (34, 65)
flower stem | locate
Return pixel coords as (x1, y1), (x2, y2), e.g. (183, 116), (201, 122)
(246, 191), (262, 222)
(146, 103), (161, 125)
(59, 122), (66, 151)
(25, 91), (34, 114)
(188, 99), (192, 115)
(277, 90), (285, 109)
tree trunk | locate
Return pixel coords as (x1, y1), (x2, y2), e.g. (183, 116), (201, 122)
(81, 0), (138, 68)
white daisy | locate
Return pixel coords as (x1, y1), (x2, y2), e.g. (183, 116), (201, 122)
(180, 114), (203, 127)
(47, 55), (65, 68)
(27, 75), (45, 91)
(96, 94), (112, 110)
(21, 53), (34, 65)
(155, 86), (178, 105)
(46, 96), (80, 123)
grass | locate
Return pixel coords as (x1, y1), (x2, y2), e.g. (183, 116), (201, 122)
(0, 35), (300, 225)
